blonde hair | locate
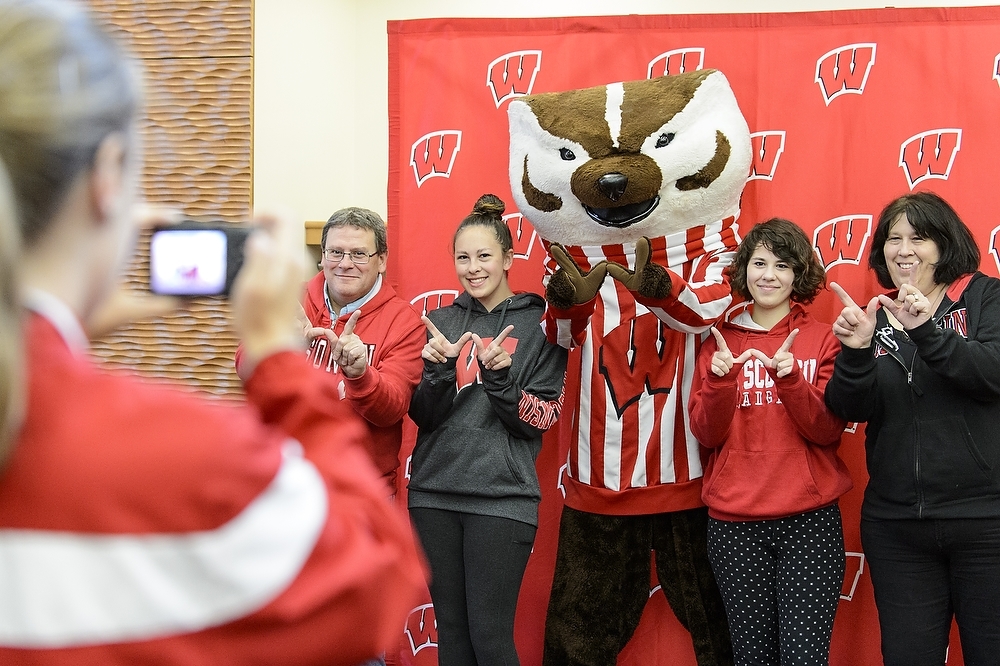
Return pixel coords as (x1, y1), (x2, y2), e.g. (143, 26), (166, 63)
(0, 0), (139, 465)
(0, 0), (139, 248)
(0, 157), (23, 466)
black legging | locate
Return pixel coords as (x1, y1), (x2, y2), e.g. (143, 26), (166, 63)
(409, 507), (536, 666)
(707, 504), (845, 666)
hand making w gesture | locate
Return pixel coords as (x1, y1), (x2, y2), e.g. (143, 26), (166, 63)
(472, 325), (515, 371)
(708, 326), (754, 377)
(302, 304), (336, 346)
(877, 274), (940, 331)
(331, 310), (366, 378)
(421, 316), (473, 364)
(749, 328), (800, 379)
(830, 282), (879, 348)
(302, 309), (367, 377)
(545, 243), (609, 309)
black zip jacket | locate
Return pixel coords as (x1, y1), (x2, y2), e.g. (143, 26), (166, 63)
(407, 291), (567, 526)
(825, 272), (1000, 520)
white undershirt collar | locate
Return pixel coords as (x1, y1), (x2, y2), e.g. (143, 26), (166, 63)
(325, 273), (382, 319)
(22, 288), (89, 353)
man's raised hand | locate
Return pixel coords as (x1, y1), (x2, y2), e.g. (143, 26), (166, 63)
(302, 302), (332, 345)
(333, 310), (367, 378)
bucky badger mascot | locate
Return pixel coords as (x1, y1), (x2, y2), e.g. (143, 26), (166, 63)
(507, 70), (751, 665)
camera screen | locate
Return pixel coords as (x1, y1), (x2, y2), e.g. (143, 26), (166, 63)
(149, 229), (228, 296)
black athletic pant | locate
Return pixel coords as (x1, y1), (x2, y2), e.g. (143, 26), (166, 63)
(707, 504), (845, 666)
(409, 507), (536, 666)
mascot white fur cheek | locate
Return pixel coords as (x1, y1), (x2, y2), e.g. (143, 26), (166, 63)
(508, 69), (751, 666)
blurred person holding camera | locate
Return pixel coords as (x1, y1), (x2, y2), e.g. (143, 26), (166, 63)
(0, 0), (424, 663)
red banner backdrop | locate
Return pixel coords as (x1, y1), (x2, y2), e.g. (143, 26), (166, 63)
(387, 8), (1000, 665)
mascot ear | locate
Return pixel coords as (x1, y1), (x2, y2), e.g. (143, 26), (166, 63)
(545, 243), (609, 310)
(605, 237), (673, 300)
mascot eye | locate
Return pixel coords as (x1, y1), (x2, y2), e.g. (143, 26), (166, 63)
(655, 133), (675, 148)
(559, 148), (576, 161)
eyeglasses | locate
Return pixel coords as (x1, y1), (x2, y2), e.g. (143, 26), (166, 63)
(323, 249), (379, 265)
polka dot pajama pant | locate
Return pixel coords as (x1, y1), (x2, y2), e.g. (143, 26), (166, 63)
(707, 504), (845, 666)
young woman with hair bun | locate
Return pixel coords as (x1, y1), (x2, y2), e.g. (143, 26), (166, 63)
(408, 193), (567, 665)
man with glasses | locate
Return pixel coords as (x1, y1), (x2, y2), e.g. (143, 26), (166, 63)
(237, 207), (424, 499)
(317, 209), (425, 666)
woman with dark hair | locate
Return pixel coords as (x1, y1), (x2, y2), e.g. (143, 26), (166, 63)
(0, 0), (423, 662)
(689, 218), (852, 666)
(408, 194), (567, 666)
(826, 191), (1000, 666)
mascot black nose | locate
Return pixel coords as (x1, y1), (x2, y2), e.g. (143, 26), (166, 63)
(597, 173), (628, 202)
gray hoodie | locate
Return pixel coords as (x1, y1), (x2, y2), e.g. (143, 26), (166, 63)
(407, 291), (567, 526)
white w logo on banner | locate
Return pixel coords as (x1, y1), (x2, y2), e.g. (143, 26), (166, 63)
(487, 50), (542, 107)
(409, 131), (462, 187)
(898, 129), (962, 190)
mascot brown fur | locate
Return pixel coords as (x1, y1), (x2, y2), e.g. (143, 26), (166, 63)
(507, 69), (751, 666)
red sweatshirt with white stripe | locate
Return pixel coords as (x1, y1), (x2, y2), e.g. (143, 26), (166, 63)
(0, 303), (425, 665)
(542, 219), (737, 515)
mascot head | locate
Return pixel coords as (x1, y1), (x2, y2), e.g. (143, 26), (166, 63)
(508, 69), (751, 247)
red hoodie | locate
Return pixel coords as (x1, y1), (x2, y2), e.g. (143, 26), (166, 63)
(689, 302), (852, 521)
(236, 273), (424, 485)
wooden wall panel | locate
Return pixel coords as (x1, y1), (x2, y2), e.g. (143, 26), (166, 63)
(86, 0), (253, 399)
(140, 58), (252, 220)
(88, 1), (251, 58)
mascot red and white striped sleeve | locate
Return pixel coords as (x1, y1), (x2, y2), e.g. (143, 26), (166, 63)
(507, 69), (752, 666)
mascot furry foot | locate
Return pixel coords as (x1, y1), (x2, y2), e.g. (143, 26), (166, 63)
(507, 69), (751, 665)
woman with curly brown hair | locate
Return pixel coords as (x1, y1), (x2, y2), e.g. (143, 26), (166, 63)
(689, 217), (852, 666)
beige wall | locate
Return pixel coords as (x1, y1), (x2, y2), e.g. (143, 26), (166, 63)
(253, 0), (998, 225)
